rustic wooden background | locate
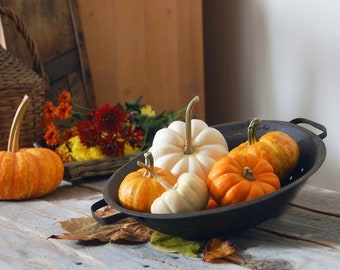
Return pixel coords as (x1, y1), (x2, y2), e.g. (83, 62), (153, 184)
(0, 0), (205, 119)
(77, 0), (205, 118)
(0, 0), (95, 108)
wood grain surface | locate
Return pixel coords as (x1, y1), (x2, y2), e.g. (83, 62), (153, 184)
(77, 0), (205, 118)
(0, 182), (339, 269)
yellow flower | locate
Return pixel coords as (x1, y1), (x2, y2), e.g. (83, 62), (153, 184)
(68, 136), (105, 161)
(124, 142), (140, 155)
(55, 143), (75, 163)
(141, 105), (156, 117)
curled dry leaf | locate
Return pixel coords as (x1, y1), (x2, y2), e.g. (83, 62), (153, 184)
(49, 206), (154, 243)
(202, 238), (235, 261)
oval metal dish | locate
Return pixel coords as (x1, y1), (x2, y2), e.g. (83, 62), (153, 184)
(91, 118), (327, 239)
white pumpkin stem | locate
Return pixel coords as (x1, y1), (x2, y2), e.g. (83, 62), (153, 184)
(8, 95), (30, 153)
(137, 160), (173, 191)
(184, 96), (199, 154)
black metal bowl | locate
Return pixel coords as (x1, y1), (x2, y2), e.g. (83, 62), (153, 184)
(91, 118), (327, 239)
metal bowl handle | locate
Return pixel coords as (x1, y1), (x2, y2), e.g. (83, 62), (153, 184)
(91, 199), (128, 225)
(290, 118), (327, 139)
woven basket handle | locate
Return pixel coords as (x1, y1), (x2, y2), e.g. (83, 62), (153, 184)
(0, 6), (48, 83)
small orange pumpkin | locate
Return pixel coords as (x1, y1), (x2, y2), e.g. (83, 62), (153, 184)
(207, 153), (280, 206)
(204, 197), (220, 210)
(0, 95), (64, 200)
(228, 118), (300, 179)
(118, 152), (178, 212)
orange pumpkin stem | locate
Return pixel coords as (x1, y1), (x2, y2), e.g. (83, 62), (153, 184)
(184, 96), (199, 154)
(242, 166), (256, 180)
(142, 152), (154, 178)
(247, 117), (261, 146)
(7, 95), (30, 153)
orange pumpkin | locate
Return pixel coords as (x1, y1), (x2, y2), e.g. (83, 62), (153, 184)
(204, 197), (220, 210)
(228, 118), (300, 179)
(118, 152), (178, 212)
(207, 153), (280, 206)
(0, 95), (64, 200)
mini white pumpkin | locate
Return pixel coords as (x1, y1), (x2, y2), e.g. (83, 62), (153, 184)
(150, 172), (209, 214)
(149, 96), (229, 181)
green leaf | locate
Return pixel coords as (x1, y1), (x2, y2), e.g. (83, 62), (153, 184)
(150, 231), (203, 257)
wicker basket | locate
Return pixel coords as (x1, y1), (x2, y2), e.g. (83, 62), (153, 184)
(0, 7), (48, 150)
(63, 155), (137, 182)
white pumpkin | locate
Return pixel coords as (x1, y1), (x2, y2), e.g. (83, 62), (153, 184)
(151, 172), (209, 214)
(149, 96), (229, 181)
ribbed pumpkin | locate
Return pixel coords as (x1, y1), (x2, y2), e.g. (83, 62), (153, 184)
(207, 153), (281, 206)
(149, 96), (229, 181)
(228, 118), (300, 179)
(118, 152), (178, 212)
(0, 95), (64, 200)
(150, 172), (209, 214)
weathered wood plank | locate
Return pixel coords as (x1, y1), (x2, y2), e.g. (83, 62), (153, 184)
(0, 0), (96, 108)
(0, 183), (339, 269)
(0, 185), (246, 270)
(44, 49), (80, 83)
(255, 185), (340, 248)
(256, 205), (340, 248)
(0, 0), (76, 63)
(69, 0), (97, 108)
(77, 0), (205, 118)
(233, 228), (340, 270)
(291, 184), (340, 216)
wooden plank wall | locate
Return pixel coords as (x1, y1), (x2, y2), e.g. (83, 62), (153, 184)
(1, 0), (205, 118)
(0, 0), (95, 108)
(77, 0), (205, 118)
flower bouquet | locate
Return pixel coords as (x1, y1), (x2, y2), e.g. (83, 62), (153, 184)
(41, 90), (184, 181)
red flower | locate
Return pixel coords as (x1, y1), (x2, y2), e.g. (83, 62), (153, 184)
(99, 133), (125, 157)
(93, 104), (128, 132)
(76, 120), (101, 147)
(124, 126), (145, 148)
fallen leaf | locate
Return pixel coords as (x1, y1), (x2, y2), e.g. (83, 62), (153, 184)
(202, 238), (235, 261)
(49, 207), (154, 243)
(150, 231), (203, 257)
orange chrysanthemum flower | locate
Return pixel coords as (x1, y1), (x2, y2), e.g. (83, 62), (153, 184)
(58, 90), (72, 103)
(43, 124), (61, 147)
(55, 102), (73, 120)
(44, 101), (56, 120)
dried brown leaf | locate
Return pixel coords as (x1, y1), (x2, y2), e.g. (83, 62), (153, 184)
(202, 237), (235, 261)
(49, 207), (154, 243)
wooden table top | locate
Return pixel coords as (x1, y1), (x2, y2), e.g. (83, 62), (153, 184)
(0, 179), (339, 270)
